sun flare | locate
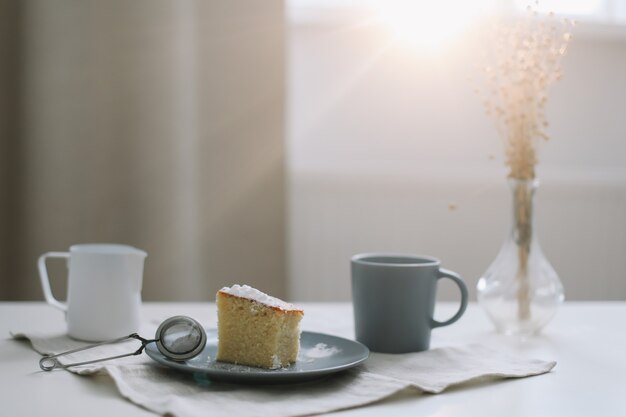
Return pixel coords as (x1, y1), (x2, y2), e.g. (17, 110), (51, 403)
(369, 0), (495, 50)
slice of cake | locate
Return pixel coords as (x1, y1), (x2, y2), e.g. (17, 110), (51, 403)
(216, 284), (304, 369)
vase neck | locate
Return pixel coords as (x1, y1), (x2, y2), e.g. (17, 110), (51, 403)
(508, 178), (539, 245)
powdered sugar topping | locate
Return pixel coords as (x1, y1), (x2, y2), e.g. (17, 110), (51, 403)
(305, 343), (341, 358)
(219, 284), (302, 311)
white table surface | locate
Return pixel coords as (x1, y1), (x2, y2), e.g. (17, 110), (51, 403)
(2, 301), (626, 416)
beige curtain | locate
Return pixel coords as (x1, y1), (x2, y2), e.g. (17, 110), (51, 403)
(0, 0), (286, 301)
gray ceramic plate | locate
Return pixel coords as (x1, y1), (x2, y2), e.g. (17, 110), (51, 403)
(145, 329), (369, 384)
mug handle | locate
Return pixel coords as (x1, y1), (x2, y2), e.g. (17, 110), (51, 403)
(37, 252), (69, 312)
(430, 268), (468, 328)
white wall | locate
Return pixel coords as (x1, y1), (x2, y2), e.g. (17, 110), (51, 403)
(286, 18), (626, 301)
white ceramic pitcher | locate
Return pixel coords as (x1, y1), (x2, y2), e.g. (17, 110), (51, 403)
(38, 244), (147, 341)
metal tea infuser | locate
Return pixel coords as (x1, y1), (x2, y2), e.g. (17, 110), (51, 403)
(39, 316), (207, 371)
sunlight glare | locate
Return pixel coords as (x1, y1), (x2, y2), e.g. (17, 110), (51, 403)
(369, 0), (495, 50)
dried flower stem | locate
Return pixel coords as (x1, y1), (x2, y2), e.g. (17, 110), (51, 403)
(513, 180), (533, 320)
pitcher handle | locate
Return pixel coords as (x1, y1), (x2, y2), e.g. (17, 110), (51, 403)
(37, 252), (69, 312)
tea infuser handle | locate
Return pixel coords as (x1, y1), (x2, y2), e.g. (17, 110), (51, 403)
(37, 252), (70, 312)
(430, 268), (469, 328)
(39, 334), (157, 371)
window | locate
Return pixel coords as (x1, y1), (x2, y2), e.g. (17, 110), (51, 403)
(513, 0), (626, 24)
(288, 0), (626, 27)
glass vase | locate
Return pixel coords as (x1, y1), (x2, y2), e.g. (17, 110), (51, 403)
(477, 178), (564, 335)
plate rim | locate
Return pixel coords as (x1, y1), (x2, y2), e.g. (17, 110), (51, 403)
(145, 329), (369, 382)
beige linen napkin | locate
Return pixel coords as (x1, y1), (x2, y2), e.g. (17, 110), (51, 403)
(12, 330), (556, 417)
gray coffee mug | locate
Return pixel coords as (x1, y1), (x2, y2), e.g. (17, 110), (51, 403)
(351, 253), (468, 353)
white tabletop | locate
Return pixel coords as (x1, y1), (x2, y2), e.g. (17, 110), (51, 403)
(2, 301), (626, 416)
